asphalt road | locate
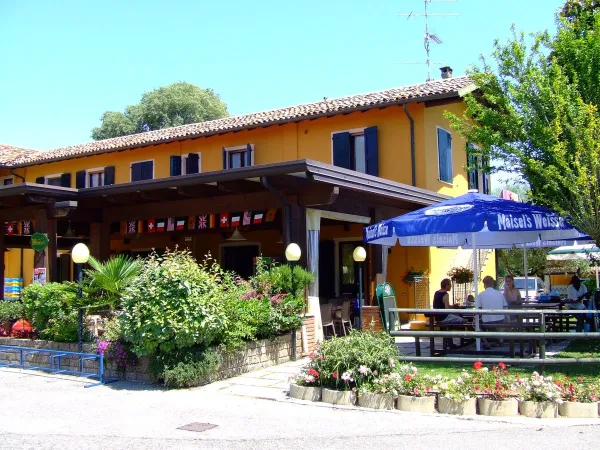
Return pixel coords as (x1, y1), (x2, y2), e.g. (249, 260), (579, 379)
(1, 368), (599, 450)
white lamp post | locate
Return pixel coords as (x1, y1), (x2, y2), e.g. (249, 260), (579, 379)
(285, 243), (301, 360)
(71, 243), (90, 360)
(353, 246), (367, 330)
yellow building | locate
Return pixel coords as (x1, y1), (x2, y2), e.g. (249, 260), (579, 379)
(0, 73), (495, 318)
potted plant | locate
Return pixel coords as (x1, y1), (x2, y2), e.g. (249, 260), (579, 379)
(447, 266), (474, 284)
(472, 361), (519, 417)
(289, 367), (322, 401)
(515, 372), (562, 418)
(358, 372), (399, 410)
(402, 268), (428, 285)
(0, 301), (25, 336)
(321, 370), (357, 406)
(437, 371), (477, 415)
(395, 365), (437, 413)
(556, 377), (599, 418)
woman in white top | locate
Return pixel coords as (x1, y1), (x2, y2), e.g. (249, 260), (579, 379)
(567, 275), (588, 332)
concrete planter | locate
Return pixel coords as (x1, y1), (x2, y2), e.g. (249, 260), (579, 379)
(438, 397), (477, 416)
(559, 401), (599, 418)
(358, 392), (395, 410)
(519, 400), (558, 418)
(477, 398), (519, 417)
(322, 388), (357, 406)
(288, 384), (321, 402)
(396, 395), (437, 414)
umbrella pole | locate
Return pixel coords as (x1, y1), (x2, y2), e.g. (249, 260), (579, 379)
(473, 232), (480, 352)
(524, 247), (529, 301)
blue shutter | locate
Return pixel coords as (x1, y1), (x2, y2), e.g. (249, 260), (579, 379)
(60, 173), (71, 188)
(141, 161), (153, 180)
(364, 126), (379, 176)
(222, 148), (227, 169)
(187, 153), (200, 174)
(437, 129), (452, 182)
(35, 176), (45, 184)
(170, 156), (182, 176)
(104, 166), (115, 185)
(332, 132), (351, 170)
(131, 162), (142, 182)
(245, 144), (252, 167)
(76, 171), (86, 189)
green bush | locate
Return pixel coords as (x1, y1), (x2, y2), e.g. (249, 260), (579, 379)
(21, 283), (80, 342)
(150, 345), (221, 388)
(120, 250), (227, 356)
(0, 301), (25, 322)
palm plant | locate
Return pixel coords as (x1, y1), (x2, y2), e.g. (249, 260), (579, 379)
(83, 255), (141, 310)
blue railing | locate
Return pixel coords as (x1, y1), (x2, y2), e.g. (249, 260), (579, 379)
(0, 345), (106, 388)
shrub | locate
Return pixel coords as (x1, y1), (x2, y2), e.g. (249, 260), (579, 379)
(0, 301), (25, 323)
(515, 372), (563, 403)
(437, 371), (476, 401)
(83, 255), (141, 310)
(472, 361), (516, 401)
(397, 365), (436, 397)
(150, 345), (221, 388)
(555, 377), (600, 403)
(120, 250), (227, 356)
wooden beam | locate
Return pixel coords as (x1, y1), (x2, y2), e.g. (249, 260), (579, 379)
(47, 218), (58, 282)
(0, 223), (4, 299)
(0, 205), (47, 222)
(90, 222), (111, 262)
(298, 186), (339, 207)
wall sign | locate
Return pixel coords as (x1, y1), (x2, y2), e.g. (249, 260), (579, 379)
(30, 233), (49, 251)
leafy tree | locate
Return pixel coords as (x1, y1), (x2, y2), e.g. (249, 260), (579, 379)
(496, 247), (550, 278)
(446, 11), (600, 245)
(91, 82), (228, 140)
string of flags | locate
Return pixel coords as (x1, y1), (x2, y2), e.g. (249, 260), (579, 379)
(4, 221), (33, 236)
(120, 208), (278, 235)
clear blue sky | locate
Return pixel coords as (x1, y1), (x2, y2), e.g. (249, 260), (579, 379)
(0, 0), (564, 150)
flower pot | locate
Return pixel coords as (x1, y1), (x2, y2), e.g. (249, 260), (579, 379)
(519, 400), (558, 418)
(477, 398), (518, 417)
(558, 401), (599, 418)
(438, 397), (477, 416)
(396, 395), (437, 414)
(288, 384), (321, 402)
(358, 392), (395, 410)
(321, 388), (356, 406)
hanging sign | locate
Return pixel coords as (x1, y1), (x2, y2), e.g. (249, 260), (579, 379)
(33, 268), (47, 285)
(30, 233), (49, 251)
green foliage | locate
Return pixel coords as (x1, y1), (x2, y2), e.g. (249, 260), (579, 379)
(446, 12), (600, 245)
(21, 283), (80, 342)
(0, 301), (25, 322)
(83, 255), (141, 310)
(149, 345), (221, 388)
(120, 250), (227, 356)
(91, 82), (228, 140)
(497, 247), (550, 278)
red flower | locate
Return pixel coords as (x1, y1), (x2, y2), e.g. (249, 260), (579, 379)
(498, 362), (506, 370)
(577, 377), (584, 382)
(332, 371), (338, 379)
(309, 353), (314, 359)
(405, 374), (412, 382)
(308, 368), (319, 377)
(318, 355), (324, 360)
(493, 366), (498, 372)
(473, 361), (483, 370)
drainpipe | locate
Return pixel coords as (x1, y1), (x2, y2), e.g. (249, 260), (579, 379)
(10, 169), (25, 183)
(402, 104), (416, 187)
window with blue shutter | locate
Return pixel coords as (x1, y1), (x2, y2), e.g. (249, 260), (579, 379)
(131, 161), (154, 181)
(364, 126), (378, 176)
(170, 156), (182, 176)
(332, 132), (351, 170)
(467, 144), (479, 191)
(333, 127), (378, 176)
(437, 128), (453, 183)
(187, 153), (200, 174)
(223, 145), (253, 169)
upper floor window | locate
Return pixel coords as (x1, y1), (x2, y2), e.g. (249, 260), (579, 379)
(36, 173), (71, 187)
(466, 144), (491, 194)
(170, 153), (201, 176)
(222, 145), (253, 170)
(1, 177), (13, 186)
(332, 126), (378, 176)
(47, 176), (62, 186)
(88, 171), (104, 187)
(437, 127), (453, 183)
(131, 160), (154, 182)
(76, 166), (115, 188)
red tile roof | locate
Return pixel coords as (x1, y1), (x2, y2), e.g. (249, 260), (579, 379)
(2, 76), (473, 167)
(0, 144), (41, 166)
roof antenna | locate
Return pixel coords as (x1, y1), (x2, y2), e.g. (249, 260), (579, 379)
(398, 0), (459, 82)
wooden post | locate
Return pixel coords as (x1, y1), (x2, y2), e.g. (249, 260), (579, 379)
(0, 223), (5, 300)
(33, 209), (57, 282)
(90, 222), (111, 262)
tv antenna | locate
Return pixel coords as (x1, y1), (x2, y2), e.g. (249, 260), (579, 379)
(398, 0), (459, 82)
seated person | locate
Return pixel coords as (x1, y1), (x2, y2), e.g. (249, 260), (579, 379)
(433, 278), (461, 349)
(466, 294), (475, 305)
(503, 275), (523, 308)
(567, 275), (589, 332)
(476, 276), (507, 349)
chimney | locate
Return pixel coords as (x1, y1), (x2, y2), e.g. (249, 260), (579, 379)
(440, 66), (453, 79)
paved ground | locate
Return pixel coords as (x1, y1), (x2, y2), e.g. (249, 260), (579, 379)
(2, 355), (600, 450)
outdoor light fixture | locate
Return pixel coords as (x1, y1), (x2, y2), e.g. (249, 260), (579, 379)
(71, 243), (90, 366)
(226, 228), (247, 242)
(353, 246), (367, 330)
(285, 243), (301, 262)
(71, 243), (90, 264)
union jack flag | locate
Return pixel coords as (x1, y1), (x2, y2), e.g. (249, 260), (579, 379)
(197, 215), (207, 229)
(127, 220), (137, 234)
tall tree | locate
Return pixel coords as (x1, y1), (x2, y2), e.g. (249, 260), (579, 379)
(445, 10), (600, 245)
(91, 82), (228, 140)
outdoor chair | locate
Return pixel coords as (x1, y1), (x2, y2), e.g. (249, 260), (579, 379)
(333, 301), (352, 336)
(320, 304), (336, 338)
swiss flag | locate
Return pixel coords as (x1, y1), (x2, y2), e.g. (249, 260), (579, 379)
(176, 219), (185, 231)
(220, 213), (229, 228)
(147, 219), (156, 233)
(231, 214), (241, 227)
(5, 222), (15, 235)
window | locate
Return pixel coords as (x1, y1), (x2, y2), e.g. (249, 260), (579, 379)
(2, 177), (13, 186)
(437, 127), (453, 183)
(35, 173), (71, 187)
(76, 166), (114, 188)
(131, 161), (154, 182)
(467, 144), (479, 191)
(332, 126), (378, 176)
(88, 171), (104, 187)
(466, 144), (491, 194)
(222, 145), (253, 170)
(47, 176), (62, 186)
(170, 153), (200, 176)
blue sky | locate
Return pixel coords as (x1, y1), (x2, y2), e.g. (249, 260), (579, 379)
(0, 0), (563, 150)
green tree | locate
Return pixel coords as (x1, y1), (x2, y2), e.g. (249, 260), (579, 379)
(446, 12), (600, 245)
(91, 82), (228, 140)
(496, 247), (550, 278)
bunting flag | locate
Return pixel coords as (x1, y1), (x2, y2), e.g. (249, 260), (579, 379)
(147, 219), (156, 233)
(231, 213), (241, 227)
(167, 218), (175, 232)
(176, 218), (186, 231)
(22, 220), (32, 235)
(197, 215), (207, 230)
(265, 208), (277, 222)
(138, 220), (144, 233)
(243, 211), (252, 226)
(219, 213), (229, 228)
(208, 213), (216, 228)
(127, 220), (137, 234)
(5, 222), (15, 235)
(253, 211), (264, 224)
(16, 222), (22, 235)
(188, 216), (196, 230)
(156, 219), (166, 232)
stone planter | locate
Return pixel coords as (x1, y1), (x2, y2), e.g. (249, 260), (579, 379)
(396, 395), (437, 414)
(288, 384), (321, 402)
(559, 401), (599, 418)
(477, 398), (519, 417)
(438, 397), (477, 416)
(322, 388), (356, 406)
(519, 400), (558, 418)
(358, 392), (395, 410)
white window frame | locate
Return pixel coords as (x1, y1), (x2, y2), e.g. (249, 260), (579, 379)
(0, 176), (14, 186)
(436, 126), (453, 185)
(224, 145), (254, 169)
(45, 173), (63, 186)
(130, 159), (155, 182)
(330, 127), (366, 167)
(181, 153), (202, 175)
(85, 167), (106, 188)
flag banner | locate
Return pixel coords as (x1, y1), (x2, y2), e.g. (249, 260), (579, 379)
(188, 216), (195, 230)
(147, 219), (156, 233)
(22, 220), (32, 235)
(220, 213), (229, 228)
(16, 222), (22, 235)
(127, 220), (137, 234)
(243, 211), (252, 226)
(156, 219), (166, 232)
(231, 213), (241, 227)
(5, 222), (15, 235)
(197, 215), (208, 230)
(138, 220), (144, 233)
(176, 218), (186, 231)
(253, 211), (264, 224)
(120, 222), (127, 235)
(167, 218), (175, 232)
(265, 208), (277, 222)
(208, 213), (216, 228)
